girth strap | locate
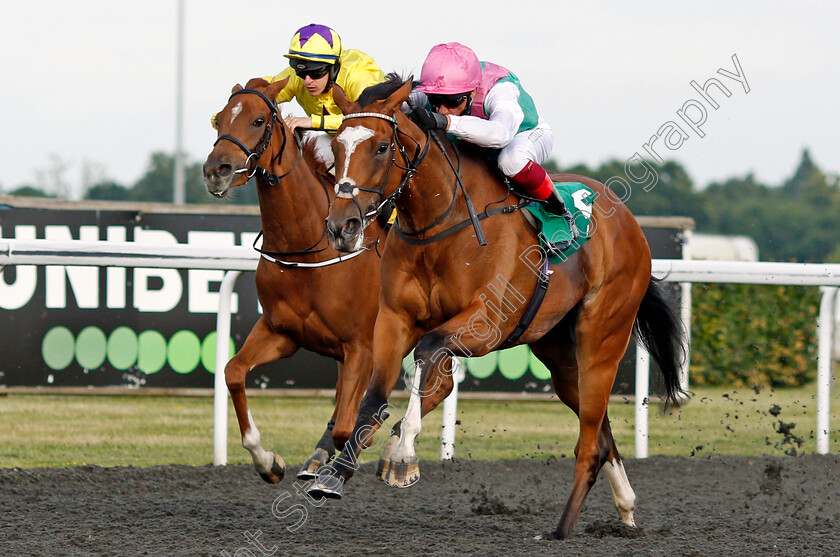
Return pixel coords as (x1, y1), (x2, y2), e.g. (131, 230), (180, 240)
(498, 256), (552, 349)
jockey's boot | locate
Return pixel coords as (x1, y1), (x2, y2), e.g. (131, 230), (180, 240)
(542, 187), (572, 219)
(512, 160), (555, 203)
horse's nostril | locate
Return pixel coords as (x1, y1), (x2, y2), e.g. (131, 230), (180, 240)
(326, 219), (338, 239)
(218, 164), (233, 177)
(342, 218), (361, 237)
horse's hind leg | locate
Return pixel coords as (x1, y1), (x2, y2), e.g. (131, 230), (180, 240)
(226, 316), (298, 484)
(531, 328), (637, 529)
(296, 363), (341, 480)
(535, 290), (643, 539)
(600, 424), (636, 527)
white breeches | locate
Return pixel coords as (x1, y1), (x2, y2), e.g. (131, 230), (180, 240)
(497, 122), (554, 176)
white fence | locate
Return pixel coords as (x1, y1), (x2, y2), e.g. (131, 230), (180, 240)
(1, 240), (838, 463)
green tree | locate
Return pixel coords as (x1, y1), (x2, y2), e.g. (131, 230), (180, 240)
(129, 152), (258, 205)
(8, 185), (53, 198)
(85, 181), (130, 201)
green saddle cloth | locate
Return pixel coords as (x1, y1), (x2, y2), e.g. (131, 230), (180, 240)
(523, 181), (596, 264)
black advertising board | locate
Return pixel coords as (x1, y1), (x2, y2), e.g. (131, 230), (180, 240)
(0, 197), (691, 394)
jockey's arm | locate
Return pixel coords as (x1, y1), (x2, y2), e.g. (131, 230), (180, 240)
(446, 82), (525, 149)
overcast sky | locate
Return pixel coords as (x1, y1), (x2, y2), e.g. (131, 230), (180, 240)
(2, 1), (837, 199)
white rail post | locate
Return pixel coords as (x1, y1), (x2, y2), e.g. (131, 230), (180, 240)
(680, 228), (693, 393)
(635, 343), (650, 459)
(440, 358), (465, 460)
(817, 286), (837, 455)
(214, 270), (243, 466)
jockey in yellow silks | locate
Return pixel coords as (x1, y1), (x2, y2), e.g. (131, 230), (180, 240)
(212, 24), (385, 170)
(266, 24), (385, 169)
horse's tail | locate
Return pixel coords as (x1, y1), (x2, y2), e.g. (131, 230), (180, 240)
(633, 276), (687, 404)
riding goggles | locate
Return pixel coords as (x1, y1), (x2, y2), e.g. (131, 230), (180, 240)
(426, 93), (470, 110)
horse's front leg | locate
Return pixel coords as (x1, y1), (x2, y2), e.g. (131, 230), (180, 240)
(227, 317), (298, 483)
(298, 346), (372, 480)
(382, 331), (460, 488)
(383, 305), (497, 487)
(307, 307), (417, 499)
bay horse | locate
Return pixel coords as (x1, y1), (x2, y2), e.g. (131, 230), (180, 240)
(202, 77), (389, 485)
(316, 75), (685, 539)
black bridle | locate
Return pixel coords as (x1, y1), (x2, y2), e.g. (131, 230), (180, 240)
(213, 88), (302, 185)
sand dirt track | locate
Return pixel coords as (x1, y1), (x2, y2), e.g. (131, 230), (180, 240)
(2, 455), (839, 556)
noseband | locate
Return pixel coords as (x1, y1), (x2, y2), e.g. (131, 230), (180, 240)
(213, 88), (300, 184)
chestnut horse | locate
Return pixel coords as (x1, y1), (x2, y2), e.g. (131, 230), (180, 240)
(203, 77), (388, 484)
(316, 75), (685, 539)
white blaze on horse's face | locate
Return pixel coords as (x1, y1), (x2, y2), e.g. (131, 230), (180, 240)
(336, 125), (375, 182)
(230, 102), (242, 126)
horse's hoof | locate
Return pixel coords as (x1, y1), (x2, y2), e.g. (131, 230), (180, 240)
(297, 447), (331, 481)
(257, 453), (286, 484)
(384, 457), (420, 488)
(306, 477), (345, 500)
(534, 531), (564, 541)
(375, 458), (391, 482)
(375, 435), (400, 482)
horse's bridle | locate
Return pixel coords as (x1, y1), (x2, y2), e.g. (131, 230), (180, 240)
(213, 88), (301, 185)
(336, 112), (430, 224)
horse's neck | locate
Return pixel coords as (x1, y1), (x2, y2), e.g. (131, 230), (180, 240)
(396, 141), (497, 233)
(256, 140), (330, 254)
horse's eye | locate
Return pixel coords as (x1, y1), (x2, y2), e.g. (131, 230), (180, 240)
(376, 143), (389, 155)
(253, 118), (265, 127)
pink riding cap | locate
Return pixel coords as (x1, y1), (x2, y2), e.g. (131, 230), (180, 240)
(417, 42), (482, 94)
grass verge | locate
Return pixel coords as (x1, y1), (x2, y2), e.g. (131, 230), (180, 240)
(0, 382), (837, 468)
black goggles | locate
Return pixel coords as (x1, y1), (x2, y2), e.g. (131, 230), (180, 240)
(426, 93), (470, 110)
(294, 65), (330, 80)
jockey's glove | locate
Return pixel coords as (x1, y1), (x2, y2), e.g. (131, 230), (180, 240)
(412, 107), (448, 131)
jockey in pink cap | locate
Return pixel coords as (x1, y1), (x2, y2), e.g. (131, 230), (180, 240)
(411, 42), (568, 216)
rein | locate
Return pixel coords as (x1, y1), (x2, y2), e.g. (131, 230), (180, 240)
(394, 130), (528, 247)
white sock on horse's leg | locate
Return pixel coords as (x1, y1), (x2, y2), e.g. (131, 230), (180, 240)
(602, 458), (636, 526)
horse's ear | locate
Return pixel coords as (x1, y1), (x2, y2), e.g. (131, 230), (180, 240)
(231, 83), (244, 94)
(384, 76), (414, 112)
(245, 77), (270, 89)
(266, 77), (289, 102)
(332, 83), (360, 114)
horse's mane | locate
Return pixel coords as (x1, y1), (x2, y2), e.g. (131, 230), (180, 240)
(357, 73), (419, 108)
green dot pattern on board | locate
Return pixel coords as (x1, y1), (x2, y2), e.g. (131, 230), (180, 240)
(41, 326), (237, 376)
(529, 350), (551, 380)
(498, 345), (530, 380)
(108, 327), (138, 370)
(42, 326), (75, 371)
(201, 332), (235, 374)
(76, 326), (107, 370)
(168, 330), (202, 374)
(138, 330), (168, 374)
